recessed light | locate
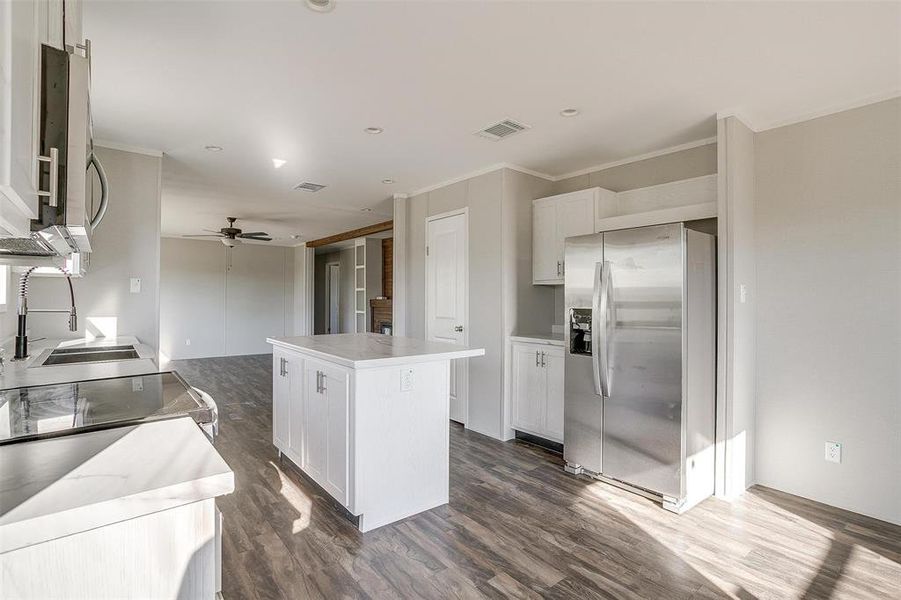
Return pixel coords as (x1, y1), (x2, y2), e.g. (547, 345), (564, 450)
(204, 145), (223, 152)
(381, 178), (395, 184)
(364, 127), (383, 135)
(560, 108), (580, 117)
(272, 158), (287, 169)
(305, 0), (335, 13)
(361, 207), (373, 213)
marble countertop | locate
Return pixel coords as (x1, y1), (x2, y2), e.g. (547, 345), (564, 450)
(267, 333), (485, 369)
(510, 331), (565, 346)
(0, 336), (158, 390)
(0, 417), (234, 554)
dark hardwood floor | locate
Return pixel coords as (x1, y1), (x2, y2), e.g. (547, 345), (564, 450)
(169, 355), (901, 599)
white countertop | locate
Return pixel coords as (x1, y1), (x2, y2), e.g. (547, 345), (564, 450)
(510, 331), (565, 346)
(0, 336), (158, 390)
(267, 333), (485, 369)
(0, 417), (234, 554)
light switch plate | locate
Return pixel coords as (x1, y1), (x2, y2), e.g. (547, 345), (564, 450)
(739, 284), (748, 304)
(825, 441), (842, 463)
(130, 278), (142, 293)
(400, 368), (414, 392)
(132, 378), (144, 392)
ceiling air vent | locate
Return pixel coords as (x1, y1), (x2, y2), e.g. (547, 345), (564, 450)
(294, 182), (326, 192)
(475, 118), (530, 141)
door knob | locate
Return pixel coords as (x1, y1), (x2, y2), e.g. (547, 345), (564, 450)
(454, 325), (464, 332)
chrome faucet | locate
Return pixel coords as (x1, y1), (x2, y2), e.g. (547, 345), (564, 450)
(14, 266), (77, 360)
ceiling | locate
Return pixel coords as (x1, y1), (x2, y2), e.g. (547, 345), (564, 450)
(84, 1), (901, 245)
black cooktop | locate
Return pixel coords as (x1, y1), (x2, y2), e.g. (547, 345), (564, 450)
(0, 371), (210, 445)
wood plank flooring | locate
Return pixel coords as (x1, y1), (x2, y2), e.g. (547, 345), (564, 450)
(169, 355), (901, 599)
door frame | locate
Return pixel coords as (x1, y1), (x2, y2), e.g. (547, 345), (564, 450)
(425, 207), (469, 426)
(325, 261), (340, 334)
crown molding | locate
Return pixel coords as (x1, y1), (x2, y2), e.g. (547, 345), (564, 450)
(94, 139), (164, 157)
(554, 137), (717, 182)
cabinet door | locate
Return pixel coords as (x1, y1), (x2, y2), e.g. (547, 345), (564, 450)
(0, 0), (41, 233)
(532, 199), (559, 283)
(302, 362), (327, 484)
(556, 191), (596, 276)
(511, 344), (546, 434)
(272, 351), (290, 449)
(286, 354), (304, 461)
(543, 347), (565, 441)
(321, 364), (349, 505)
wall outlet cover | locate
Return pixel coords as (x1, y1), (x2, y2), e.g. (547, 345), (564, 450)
(130, 278), (142, 293)
(825, 441), (842, 463)
(185, 338), (192, 346)
(400, 368), (414, 392)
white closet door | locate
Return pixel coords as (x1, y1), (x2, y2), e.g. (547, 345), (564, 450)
(426, 211), (468, 424)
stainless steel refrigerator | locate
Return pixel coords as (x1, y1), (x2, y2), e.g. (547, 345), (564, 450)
(563, 222), (716, 513)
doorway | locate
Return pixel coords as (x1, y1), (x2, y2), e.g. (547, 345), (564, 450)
(426, 209), (468, 425)
(326, 262), (340, 334)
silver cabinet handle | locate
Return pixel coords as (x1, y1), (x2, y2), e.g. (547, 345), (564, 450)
(279, 357), (286, 377)
(320, 371), (326, 394)
(36, 147), (60, 207)
(541, 351), (546, 368)
(556, 261), (561, 276)
(535, 350), (539, 367)
(454, 325), (464, 332)
(315, 370), (321, 393)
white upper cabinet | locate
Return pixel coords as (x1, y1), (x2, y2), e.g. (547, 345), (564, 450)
(0, 0), (80, 237)
(532, 188), (600, 285)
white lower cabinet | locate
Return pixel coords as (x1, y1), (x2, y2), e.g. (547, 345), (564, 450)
(302, 358), (349, 505)
(273, 350), (349, 507)
(511, 342), (564, 442)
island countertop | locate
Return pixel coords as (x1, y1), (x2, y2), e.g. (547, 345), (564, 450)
(266, 333), (485, 369)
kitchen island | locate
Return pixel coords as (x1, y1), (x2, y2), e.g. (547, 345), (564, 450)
(266, 333), (484, 532)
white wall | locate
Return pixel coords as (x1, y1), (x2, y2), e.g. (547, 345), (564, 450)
(25, 147), (162, 348)
(160, 238), (294, 360)
(754, 98), (900, 524)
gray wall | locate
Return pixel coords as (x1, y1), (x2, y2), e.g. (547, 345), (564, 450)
(404, 168), (556, 439)
(25, 147), (162, 348)
(160, 238), (294, 360)
(754, 98), (900, 524)
(551, 142), (717, 194)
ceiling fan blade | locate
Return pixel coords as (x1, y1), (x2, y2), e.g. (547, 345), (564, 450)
(240, 235), (272, 241)
(238, 231), (268, 237)
(183, 234), (224, 238)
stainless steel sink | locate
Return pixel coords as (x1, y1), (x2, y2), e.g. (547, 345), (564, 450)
(38, 345), (140, 366)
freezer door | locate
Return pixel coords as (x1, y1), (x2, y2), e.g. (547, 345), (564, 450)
(563, 233), (604, 473)
(602, 223), (684, 499)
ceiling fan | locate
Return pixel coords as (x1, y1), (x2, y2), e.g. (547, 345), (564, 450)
(184, 217), (273, 247)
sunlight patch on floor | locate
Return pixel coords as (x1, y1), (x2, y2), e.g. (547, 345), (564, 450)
(269, 460), (312, 534)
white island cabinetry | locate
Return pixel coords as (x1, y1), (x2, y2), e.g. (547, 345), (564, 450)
(268, 333), (484, 532)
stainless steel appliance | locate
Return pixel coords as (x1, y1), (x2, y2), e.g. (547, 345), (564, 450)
(563, 222), (716, 513)
(0, 372), (217, 445)
(0, 41), (108, 267)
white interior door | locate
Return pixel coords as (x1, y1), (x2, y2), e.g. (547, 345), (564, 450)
(426, 211), (468, 424)
(326, 263), (340, 334)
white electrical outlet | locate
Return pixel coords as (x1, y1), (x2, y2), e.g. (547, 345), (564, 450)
(185, 338), (192, 346)
(130, 278), (142, 293)
(132, 378), (144, 392)
(825, 441), (842, 463)
(739, 284), (748, 304)
(400, 368), (414, 392)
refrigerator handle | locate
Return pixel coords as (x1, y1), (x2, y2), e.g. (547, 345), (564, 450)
(597, 261), (612, 397)
(591, 262), (603, 397)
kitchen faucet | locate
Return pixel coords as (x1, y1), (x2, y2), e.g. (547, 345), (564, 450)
(14, 266), (77, 360)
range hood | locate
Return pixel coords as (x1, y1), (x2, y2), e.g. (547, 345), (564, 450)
(0, 42), (108, 270)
